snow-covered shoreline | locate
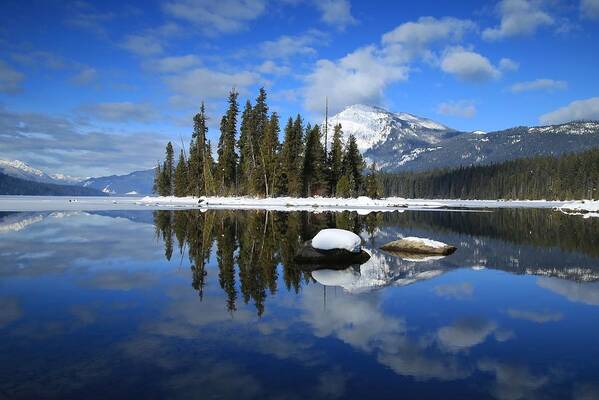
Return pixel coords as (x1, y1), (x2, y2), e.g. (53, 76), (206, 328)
(1, 195), (597, 213)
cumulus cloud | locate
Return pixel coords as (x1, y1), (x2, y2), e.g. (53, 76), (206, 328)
(437, 100), (476, 118)
(313, 0), (357, 29)
(507, 308), (563, 323)
(483, 0), (554, 40)
(79, 102), (156, 122)
(581, 0), (599, 20)
(0, 106), (169, 176)
(382, 16), (476, 62)
(259, 30), (327, 60)
(509, 78), (567, 93)
(440, 47), (500, 82)
(166, 67), (260, 105)
(163, 0), (265, 34)
(304, 46), (408, 114)
(145, 55), (201, 73)
(0, 60), (24, 94)
(539, 97), (599, 125)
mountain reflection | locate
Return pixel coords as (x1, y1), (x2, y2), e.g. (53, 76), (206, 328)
(153, 208), (599, 315)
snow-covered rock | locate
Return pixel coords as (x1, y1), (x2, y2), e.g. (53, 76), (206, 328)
(312, 229), (362, 253)
(381, 236), (457, 255)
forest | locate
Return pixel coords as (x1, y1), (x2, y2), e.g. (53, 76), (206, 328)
(382, 148), (599, 200)
(153, 88), (383, 199)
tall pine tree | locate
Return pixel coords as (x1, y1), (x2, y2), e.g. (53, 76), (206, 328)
(216, 90), (239, 193)
(188, 103), (209, 196)
(302, 124), (326, 197)
(342, 134), (364, 197)
(328, 123), (344, 196)
(259, 112), (280, 197)
(174, 149), (188, 197)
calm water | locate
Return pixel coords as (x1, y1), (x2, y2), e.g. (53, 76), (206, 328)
(1, 209), (599, 399)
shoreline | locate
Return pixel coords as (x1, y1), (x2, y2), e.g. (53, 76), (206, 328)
(1, 195), (596, 213)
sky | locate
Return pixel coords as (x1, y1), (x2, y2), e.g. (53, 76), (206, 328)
(1, 0), (599, 177)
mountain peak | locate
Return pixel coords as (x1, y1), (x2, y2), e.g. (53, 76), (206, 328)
(323, 104), (452, 154)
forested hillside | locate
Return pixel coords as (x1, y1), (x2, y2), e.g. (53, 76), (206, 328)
(382, 148), (599, 200)
(0, 172), (106, 196)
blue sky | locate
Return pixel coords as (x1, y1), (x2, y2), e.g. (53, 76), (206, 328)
(1, 0), (598, 176)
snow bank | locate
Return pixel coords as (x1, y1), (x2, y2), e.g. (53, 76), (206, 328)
(312, 229), (362, 253)
(558, 200), (599, 214)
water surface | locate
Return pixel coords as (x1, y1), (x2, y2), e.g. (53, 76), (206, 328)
(1, 209), (599, 399)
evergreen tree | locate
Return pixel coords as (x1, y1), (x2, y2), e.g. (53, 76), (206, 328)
(365, 162), (383, 198)
(174, 150), (189, 197)
(342, 134), (364, 196)
(164, 142), (175, 195)
(280, 115), (304, 196)
(260, 112), (280, 197)
(336, 175), (351, 197)
(328, 123), (344, 196)
(188, 103), (209, 196)
(302, 124), (326, 196)
(216, 90), (239, 193)
(251, 88), (269, 195)
(238, 100), (255, 195)
(153, 162), (162, 194)
(203, 140), (217, 196)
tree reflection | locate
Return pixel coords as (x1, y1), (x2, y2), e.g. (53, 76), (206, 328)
(153, 209), (378, 316)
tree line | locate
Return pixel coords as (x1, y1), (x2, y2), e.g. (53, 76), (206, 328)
(382, 148), (599, 200)
(154, 88), (383, 198)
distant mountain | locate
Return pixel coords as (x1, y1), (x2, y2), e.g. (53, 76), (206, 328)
(0, 172), (106, 196)
(81, 168), (155, 195)
(324, 105), (599, 172)
(0, 159), (82, 185)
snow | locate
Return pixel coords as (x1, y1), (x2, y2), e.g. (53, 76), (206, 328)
(125, 191), (139, 195)
(400, 236), (448, 249)
(0, 159), (81, 185)
(558, 200), (599, 218)
(0, 195), (577, 212)
(312, 228), (362, 253)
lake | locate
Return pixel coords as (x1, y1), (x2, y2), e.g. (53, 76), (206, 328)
(1, 208), (599, 399)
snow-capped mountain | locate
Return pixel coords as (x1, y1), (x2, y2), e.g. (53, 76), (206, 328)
(0, 159), (82, 185)
(323, 105), (599, 172)
(81, 168), (155, 195)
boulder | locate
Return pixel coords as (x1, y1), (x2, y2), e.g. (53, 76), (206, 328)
(294, 240), (371, 267)
(380, 236), (456, 256)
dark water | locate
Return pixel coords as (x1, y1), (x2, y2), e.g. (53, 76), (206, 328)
(1, 209), (599, 399)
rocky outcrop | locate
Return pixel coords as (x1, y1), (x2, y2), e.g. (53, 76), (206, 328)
(294, 240), (371, 268)
(380, 237), (456, 256)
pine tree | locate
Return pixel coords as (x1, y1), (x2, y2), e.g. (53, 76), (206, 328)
(174, 150), (188, 197)
(343, 134), (364, 196)
(153, 162), (162, 194)
(365, 162), (383, 198)
(203, 140), (217, 196)
(336, 175), (351, 197)
(216, 90), (239, 193)
(328, 123), (344, 196)
(238, 100), (254, 194)
(259, 112), (280, 197)
(280, 115), (304, 196)
(188, 103), (209, 196)
(158, 142), (175, 196)
(251, 88), (269, 196)
(302, 124), (326, 196)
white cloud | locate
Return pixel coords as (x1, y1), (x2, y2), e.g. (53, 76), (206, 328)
(539, 97), (599, 124)
(163, 0), (265, 34)
(440, 47), (500, 82)
(145, 55), (201, 73)
(71, 67), (98, 85)
(304, 46), (408, 114)
(119, 24), (181, 57)
(382, 16), (476, 62)
(537, 277), (599, 304)
(166, 67), (260, 105)
(478, 360), (549, 400)
(483, 0), (554, 40)
(509, 78), (567, 93)
(79, 102), (156, 122)
(313, 0), (357, 29)
(499, 57), (519, 71)
(437, 318), (509, 352)
(257, 60), (290, 75)
(437, 100), (477, 118)
(0, 60), (24, 94)
(581, 0), (599, 20)
(259, 30), (326, 59)
(121, 34), (164, 56)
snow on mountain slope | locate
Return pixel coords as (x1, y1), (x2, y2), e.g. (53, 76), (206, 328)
(323, 104), (452, 153)
(0, 159), (84, 185)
